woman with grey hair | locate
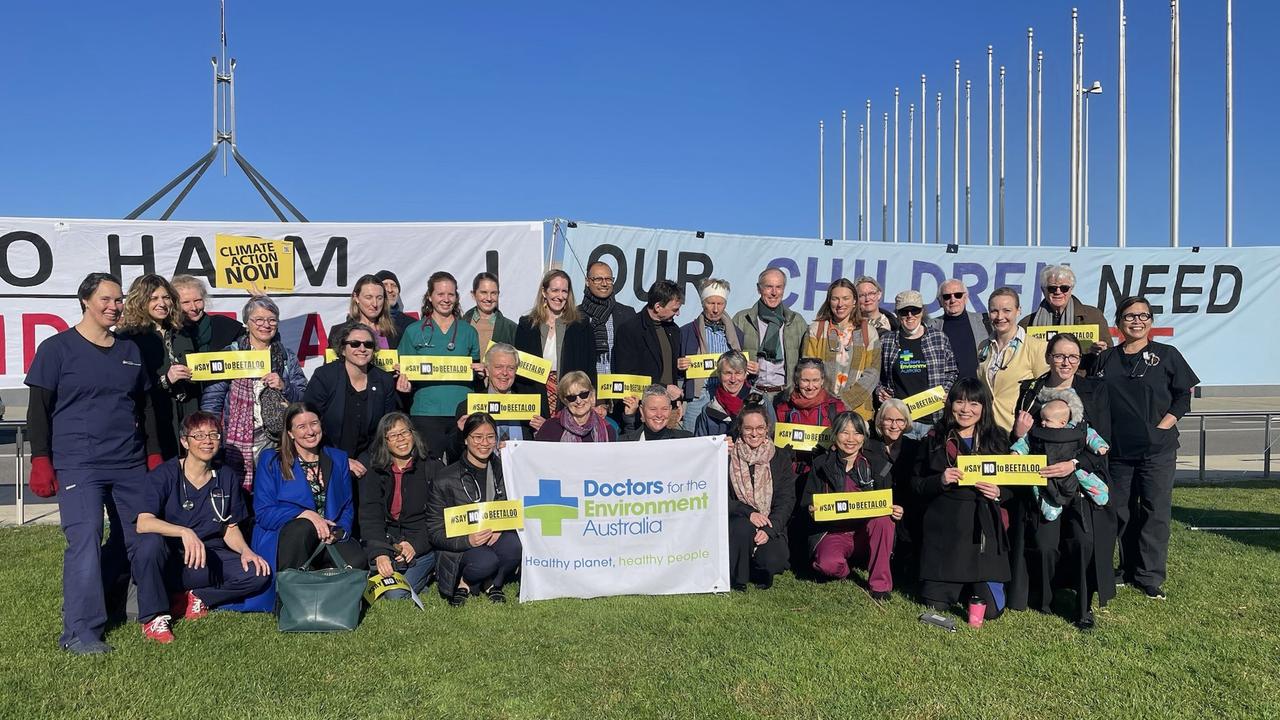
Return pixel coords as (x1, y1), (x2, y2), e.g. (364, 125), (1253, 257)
(201, 295), (307, 490)
(1018, 264), (1111, 353)
(871, 397), (924, 579)
(695, 350), (755, 436)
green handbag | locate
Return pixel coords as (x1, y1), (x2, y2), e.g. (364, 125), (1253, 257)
(276, 543), (368, 633)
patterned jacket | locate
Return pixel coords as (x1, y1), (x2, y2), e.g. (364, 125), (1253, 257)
(877, 326), (958, 421)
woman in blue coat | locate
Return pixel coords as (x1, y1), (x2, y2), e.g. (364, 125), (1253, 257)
(238, 402), (365, 612)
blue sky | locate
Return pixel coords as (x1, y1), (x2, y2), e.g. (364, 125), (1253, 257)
(1, 1), (1274, 247)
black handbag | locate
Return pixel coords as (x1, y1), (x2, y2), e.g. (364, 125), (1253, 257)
(276, 543), (368, 632)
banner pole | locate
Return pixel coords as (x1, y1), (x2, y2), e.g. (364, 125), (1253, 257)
(908, 103), (915, 243)
(893, 88), (900, 242)
(999, 65), (1006, 246)
(1026, 28), (1034, 246)
(987, 46), (994, 246)
(1036, 50), (1044, 247)
(1119, 2), (1128, 247)
(953, 60), (960, 245)
(920, 75), (928, 244)
(819, 120), (825, 241)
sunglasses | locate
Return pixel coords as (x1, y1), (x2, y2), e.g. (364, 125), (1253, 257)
(344, 340), (377, 349)
(896, 307), (923, 317)
(940, 292), (965, 301)
(1045, 284), (1073, 294)
(563, 389), (592, 402)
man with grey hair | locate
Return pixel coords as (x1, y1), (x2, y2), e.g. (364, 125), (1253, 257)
(732, 267), (806, 412)
(1019, 264), (1111, 353)
(620, 385), (694, 441)
(934, 279), (991, 380)
(453, 342), (545, 448)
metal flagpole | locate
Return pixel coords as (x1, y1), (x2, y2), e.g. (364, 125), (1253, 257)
(1119, 2), (1127, 247)
(1070, 9), (1079, 247)
(820, 120), (826, 240)
(893, 88), (900, 242)
(908, 103), (915, 242)
(1036, 50), (1044, 246)
(936, 91), (942, 244)
(866, 100), (873, 242)
(842, 110), (847, 241)
(1026, 28), (1034, 245)
(999, 65), (1006, 245)
(921, 75), (928, 244)
(965, 79), (972, 244)
(1075, 32), (1086, 248)
(859, 124), (865, 241)
(882, 111), (889, 242)
(987, 46), (994, 245)
(1171, 0), (1180, 247)
(1226, 0), (1233, 247)
(953, 60), (960, 244)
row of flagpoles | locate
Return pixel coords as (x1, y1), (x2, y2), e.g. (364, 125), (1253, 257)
(818, 1), (1234, 248)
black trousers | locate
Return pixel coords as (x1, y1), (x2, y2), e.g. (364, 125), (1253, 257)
(460, 531), (521, 590)
(1027, 501), (1096, 621)
(412, 415), (457, 463)
(1109, 449), (1177, 588)
(919, 580), (1004, 620)
(728, 514), (789, 588)
(276, 518), (367, 571)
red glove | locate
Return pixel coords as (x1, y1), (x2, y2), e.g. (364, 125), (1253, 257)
(146, 454), (164, 471)
(29, 456), (58, 498)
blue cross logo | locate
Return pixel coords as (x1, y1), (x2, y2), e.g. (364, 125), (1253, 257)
(523, 479), (579, 536)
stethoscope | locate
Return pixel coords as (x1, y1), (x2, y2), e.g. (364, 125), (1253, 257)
(179, 457), (232, 524)
(460, 464), (484, 503)
(419, 317), (458, 352)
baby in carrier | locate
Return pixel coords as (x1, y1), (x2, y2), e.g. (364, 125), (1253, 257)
(1011, 395), (1110, 521)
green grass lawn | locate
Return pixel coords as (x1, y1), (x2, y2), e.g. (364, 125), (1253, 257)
(2, 481), (1278, 720)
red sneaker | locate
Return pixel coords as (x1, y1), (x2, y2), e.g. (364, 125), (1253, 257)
(180, 590), (209, 620)
(141, 614), (175, 644)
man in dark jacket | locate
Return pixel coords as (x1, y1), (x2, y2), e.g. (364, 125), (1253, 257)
(612, 280), (687, 404)
(934, 279), (990, 380)
(620, 386), (694, 441)
(578, 262), (637, 376)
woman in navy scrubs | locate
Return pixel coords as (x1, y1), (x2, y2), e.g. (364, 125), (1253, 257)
(131, 412), (270, 643)
(24, 272), (162, 655)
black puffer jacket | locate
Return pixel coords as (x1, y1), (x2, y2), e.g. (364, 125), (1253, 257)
(425, 455), (510, 599)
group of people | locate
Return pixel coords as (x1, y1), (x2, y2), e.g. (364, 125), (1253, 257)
(26, 260), (1197, 653)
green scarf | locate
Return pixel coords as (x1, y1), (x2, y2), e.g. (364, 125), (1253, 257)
(756, 301), (786, 361)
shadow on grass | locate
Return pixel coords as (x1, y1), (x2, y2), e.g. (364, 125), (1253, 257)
(1172, 506), (1280, 552)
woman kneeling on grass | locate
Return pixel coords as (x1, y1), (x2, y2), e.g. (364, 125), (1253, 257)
(912, 377), (1012, 623)
(132, 412), (271, 643)
(726, 405), (795, 591)
(428, 413), (522, 606)
(803, 412), (903, 602)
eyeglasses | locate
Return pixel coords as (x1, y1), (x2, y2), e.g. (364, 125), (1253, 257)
(1050, 353), (1082, 364)
(344, 340), (377, 349)
(940, 292), (965, 301)
(1121, 312), (1153, 322)
(385, 429), (413, 442)
(881, 418), (908, 427)
(469, 434), (498, 445)
(185, 432), (221, 441)
(740, 425), (769, 435)
(896, 307), (923, 317)
(856, 292), (880, 300)
(587, 276), (614, 284)
(1045, 285), (1073, 294)
(248, 317), (279, 327)
(563, 389), (592, 402)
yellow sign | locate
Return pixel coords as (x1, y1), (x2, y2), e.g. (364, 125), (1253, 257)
(1025, 324), (1101, 345)
(597, 374), (651, 400)
(903, 385), (947, 420)
(213, 234), (295, 292)
(324, 347), (399, 372)
(773, 422), (833, 451)
(813, 489), (894, 521)
(466, 393), (541, 420)
(187, 350), (270, 381)
(401, 355), (474, 382)
(958, 454), (1048, 486)
(683, 350), (753, 379)
(444, 500), (525, 538)
(485, 340), (551, 383)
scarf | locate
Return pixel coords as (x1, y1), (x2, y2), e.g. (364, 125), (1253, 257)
(579, 291), (616, 355)
(224, 333), (289, 490)
(714, 383), (747, 418)
(787, 387), (833, 411)
(692, 315), (742, 397)
(1032, 297), (1077, 327)
(729, 439), (776, 516)
(555, 407), (611, 443)
(755, 301), (786, 361)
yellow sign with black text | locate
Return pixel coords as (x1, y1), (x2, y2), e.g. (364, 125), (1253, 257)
(597, 374), (651, 400)
(958, 454), (1048, 486)
(903, 385), (947, 420)
(401, 355), (474, 382)
(1025, 324), (1101, 345)
(213, 234), (295, 292)
(813, 489), (894, 521)
(485, 340), (551, 383)
(773, 422), (833, 451)
(683, 351), (753, 379)
(324, 348), (399, 373)
(187, 350), (270, 382)
(444, 500), (525, 538)
(466, 393), (541, 421)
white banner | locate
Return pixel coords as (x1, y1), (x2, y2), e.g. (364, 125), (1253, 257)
(0, 217), (544, 388)
(563, 222), (1280, 387)
(503, 437), (730, 602)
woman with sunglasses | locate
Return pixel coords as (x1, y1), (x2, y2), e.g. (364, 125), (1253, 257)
(397, 271), (482, 462)
(1092, 297), (1198, 601)
(359, 412), (439, 599)
(976, 287), (1049, 435)
(803, 278), (879, 421)
(913, 378), (1012, 622)
(1008, 332), (1115, 629)
(428, 412), (522, 605)
(1019, 265), (1112, 354)
(201, 296), (307, 492)
(534, 370), (617, 442)
(304, 323), (399, 479)
(875, 290), (958, 438)
(131, 412), (271, 643)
